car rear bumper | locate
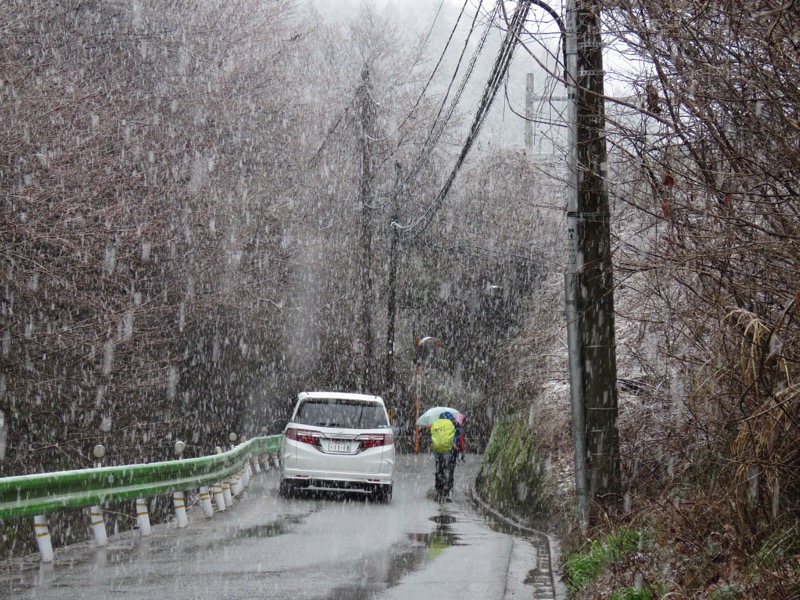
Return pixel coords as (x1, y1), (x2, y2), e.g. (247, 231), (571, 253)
(280, 476), (393, 493)
(281, 460), (394, 484)
(280, 462), (395, 486)
(280, 441), (395, 486)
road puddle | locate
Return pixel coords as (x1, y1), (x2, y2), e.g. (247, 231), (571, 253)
(232, 511), (310, 540)
(406, 513), (466, 555)
(236, 521), (290, 539)
(315, 511), (467, 600)
(429, 514), (457, 525)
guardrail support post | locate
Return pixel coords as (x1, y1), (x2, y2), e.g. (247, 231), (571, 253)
(222, 480), (233, 507)
(242, 464), (251, 488)
(252, 457), (261, 474)
(173, 491), (189, 528)
(231, 474), (242, 497)
(212, 482), (226, 511)
(136, 497), (152, 536)
(90, 505), (108, 546)
(33, 515), (54, 563)
(199, 486), (214, 518)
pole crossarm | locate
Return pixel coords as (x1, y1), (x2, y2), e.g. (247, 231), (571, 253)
(0, 435), (282, 520)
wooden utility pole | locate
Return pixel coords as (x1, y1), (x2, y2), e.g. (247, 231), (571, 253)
(357, 66), (376, 393)
(565, 0), (621, 526)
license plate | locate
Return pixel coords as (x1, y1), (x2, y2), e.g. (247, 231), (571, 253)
(329, 441), (352, 453)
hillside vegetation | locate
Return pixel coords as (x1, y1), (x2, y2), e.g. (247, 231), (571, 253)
(486, 2), (800, 597)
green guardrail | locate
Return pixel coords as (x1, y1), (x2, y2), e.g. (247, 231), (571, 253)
(0, 435), (282, 520)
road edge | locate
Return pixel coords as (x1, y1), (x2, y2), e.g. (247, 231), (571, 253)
(467, 485), (566, 600)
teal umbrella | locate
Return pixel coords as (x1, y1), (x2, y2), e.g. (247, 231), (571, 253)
(416, 406), (464, 427)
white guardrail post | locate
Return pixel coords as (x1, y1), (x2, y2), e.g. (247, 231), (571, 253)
(223, 480), (233, 507)
(172, 440), (190, 528)
(89, 445), (109, 546)
(230, 435), (242, 497)
(90, 505), (108, 546)
(136, 497), (152, 536)
(199, 486), (214, 518)
(212, 482), (226, 512)
(173, 491), (189, 528)
(239, 436), (251, 488)
(33, 515), (54, 563)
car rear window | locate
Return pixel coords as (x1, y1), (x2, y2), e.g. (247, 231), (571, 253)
(294, 399), (389, 429)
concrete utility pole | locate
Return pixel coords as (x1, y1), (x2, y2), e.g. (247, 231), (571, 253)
(385, 163), (403, 405)
(525, 72), (535, 151)
(357, 66), (376, 393)
(565, 0), (621, 527)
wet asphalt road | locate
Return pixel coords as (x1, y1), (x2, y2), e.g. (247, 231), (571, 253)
(0, 454), (565, 599)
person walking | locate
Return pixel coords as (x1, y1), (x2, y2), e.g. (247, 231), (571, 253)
(430, 411), (458, 501)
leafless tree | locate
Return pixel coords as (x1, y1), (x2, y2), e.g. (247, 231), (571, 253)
(0, 0), (301, 475)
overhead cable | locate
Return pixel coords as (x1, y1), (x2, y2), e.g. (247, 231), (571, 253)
(403, 0), (495, 186)
(401, 0), (534, 242)
(391, 0), (459, 136)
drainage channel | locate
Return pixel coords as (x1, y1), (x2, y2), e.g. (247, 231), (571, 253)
(468, 487), (567, 600)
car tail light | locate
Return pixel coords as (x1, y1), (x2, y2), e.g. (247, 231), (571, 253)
(357, 432), (394, 449)
(284, 428), (322, 448)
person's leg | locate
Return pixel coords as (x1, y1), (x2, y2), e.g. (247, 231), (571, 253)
(445, 452), (456, 494)
(434, 454), (445, 495)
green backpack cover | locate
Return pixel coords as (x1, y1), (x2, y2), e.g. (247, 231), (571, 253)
(430, 418), (456, 454)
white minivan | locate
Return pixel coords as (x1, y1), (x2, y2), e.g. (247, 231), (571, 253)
(279, 391), (395, 502)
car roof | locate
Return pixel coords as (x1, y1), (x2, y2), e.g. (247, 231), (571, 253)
(298, 391), (385, 405)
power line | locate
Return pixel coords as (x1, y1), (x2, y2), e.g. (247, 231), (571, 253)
(403, 0), (496, 185)
(392, 0), (466, 136)
(305, 103), (353, 170)
(401, 0), (534, 242)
